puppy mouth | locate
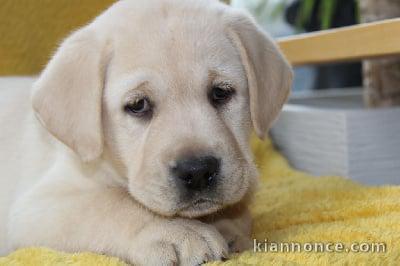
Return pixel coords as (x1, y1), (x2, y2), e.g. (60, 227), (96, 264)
(193, 198), (211, 205)
(177, 198), (222, 218)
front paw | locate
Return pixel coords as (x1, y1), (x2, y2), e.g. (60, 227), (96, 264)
(130, 219), (229, 265)
(213, 220), (252, 253)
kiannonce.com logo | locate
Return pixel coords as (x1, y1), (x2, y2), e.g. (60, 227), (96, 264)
(253, 239), (387, 253)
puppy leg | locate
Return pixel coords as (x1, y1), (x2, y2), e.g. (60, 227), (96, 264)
(131, 218), (229, 265)
(203, 204), (253, 253)
(7, 176), (228, 265)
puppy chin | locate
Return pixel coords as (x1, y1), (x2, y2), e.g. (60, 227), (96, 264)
(130, 195), (222, 218)
(127, 186), (178, 217)
(177, 179), (255, 218)
(177, 200), (224, 218)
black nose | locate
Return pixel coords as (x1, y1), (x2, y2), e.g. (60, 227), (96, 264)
(171, 156), (220, 191)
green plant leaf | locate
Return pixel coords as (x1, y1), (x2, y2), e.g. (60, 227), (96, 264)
(319, 0), (337, 29)
(296, 0), (316, 29)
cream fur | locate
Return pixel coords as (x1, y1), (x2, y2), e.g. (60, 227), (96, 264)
(0, 0), (292, 265)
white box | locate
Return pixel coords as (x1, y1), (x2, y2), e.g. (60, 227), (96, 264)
(270, 89), (400, 185)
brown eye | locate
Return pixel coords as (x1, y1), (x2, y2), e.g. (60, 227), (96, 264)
(210, 86), (235, 106)
(124, 97), (152, 117)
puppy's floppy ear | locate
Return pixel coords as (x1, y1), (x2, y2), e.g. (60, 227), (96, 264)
(32, 27), (108, 162)
(225, 10), (293, 139)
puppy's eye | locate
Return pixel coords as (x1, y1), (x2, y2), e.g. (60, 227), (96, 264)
(210, 86), (235, 106)
(124, 97), (152, 117)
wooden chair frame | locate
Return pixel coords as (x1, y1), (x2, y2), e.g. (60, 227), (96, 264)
(277, 18), (400, 66)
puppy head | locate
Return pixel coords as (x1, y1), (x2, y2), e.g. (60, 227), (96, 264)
(32, 0), (292, 218)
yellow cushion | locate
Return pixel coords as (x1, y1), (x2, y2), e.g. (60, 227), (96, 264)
(1, 136), (399, 265)
(0, 0), (115, 75)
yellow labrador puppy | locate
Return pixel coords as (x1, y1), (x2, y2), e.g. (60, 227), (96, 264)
(0, 0), (292, 264)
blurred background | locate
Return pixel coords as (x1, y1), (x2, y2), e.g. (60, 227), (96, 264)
(231, 0), (400, 107)
(232, 0), (362, 93)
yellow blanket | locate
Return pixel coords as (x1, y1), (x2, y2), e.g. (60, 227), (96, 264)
(1, 137), (399, 265)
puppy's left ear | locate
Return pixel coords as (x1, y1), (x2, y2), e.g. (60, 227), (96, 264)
(225, 10), (293, 139)
(32, 27), (109, 162)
